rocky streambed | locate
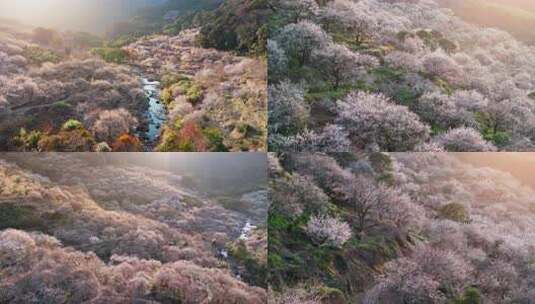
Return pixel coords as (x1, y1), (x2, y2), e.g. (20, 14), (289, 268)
(139, 77), (166, 151)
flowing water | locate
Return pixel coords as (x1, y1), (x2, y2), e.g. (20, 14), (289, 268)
(239, 220), (256, 241)
(141, 78), (166, 150)
(218, 219), (258, 280)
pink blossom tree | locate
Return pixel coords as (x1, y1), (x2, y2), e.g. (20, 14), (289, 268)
(275, 21), (331, 66)
(279, 0), (320, 23)
(271, 124), (350, 152)
(433, 127), (497, 152)
(312, 44), (379, 88)
(336, 91), (430, 151)
(422, 50), (463, 85)
(91, 108), (138, 143)
(268, 82), (310, 136)
(305, 215), (352, 247)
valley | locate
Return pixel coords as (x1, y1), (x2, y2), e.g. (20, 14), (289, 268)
(0, 0), (268, 152)
(0, 153), (268, 303)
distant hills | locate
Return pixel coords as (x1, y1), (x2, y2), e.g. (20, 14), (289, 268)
(0, 0), (168, 34)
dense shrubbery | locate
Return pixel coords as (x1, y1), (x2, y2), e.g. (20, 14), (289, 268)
(161, 77), (204, 105)
(268, 0), (535, 151)
(197, 0), (271, 55)
(0, 229), (266, 304)
(22, 46), (62, 65)
(0, 154), (268, 303)
(0, 47), (146, 150)
(0, 24), (146, 152)
(269, 153), (413, 299)
(0, 0), (268, 152)
(125, 29), (267, 151)
(105, 0), (267, 55)
(92, 109), (138, 142)
(90, 47), (129, 64)
(1, 1), (267, 152)
(269, 153), (535, 304)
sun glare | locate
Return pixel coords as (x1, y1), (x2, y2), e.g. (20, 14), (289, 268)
(8, 0), (58, 13)
(0, 0), (150, 34)
(0, 0), (66, 29)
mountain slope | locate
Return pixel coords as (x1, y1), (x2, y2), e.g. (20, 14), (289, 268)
(268, 153), (535, 303)
(268, 0), (535, 152)
(0, 0), (268, 152)
(0, 153), (268, 303)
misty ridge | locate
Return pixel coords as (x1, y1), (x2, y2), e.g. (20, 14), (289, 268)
(0, 0), (168, 35)
(3, 152), (268, 196)
(0, 153), (268, 303)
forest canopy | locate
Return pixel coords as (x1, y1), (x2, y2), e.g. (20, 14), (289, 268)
(269, 152), (535, 303)
(268, 0), (535, 152)
(0, 153), (268, 303)
(0, 0), (267, 152)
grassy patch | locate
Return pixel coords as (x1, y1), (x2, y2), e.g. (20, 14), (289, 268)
(61, 119), (83, 131)
(202, 127), (228, 152)
(305, 84), (356, 102)
(161, 78), (204, 105)
(475, 112), (511, 147)
(13, 128), (42, 151)
(23, 46), (62, 65)
(228, 241), (267, 288)
(91, 47), (129, 64)
(0, 204), (42, 230)
(372, 66), (404, 83)
(439, 202), (470, 223)
(53, 101), (72, 110)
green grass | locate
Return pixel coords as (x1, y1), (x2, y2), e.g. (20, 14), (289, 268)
(305, 85), (355, 102)
(53, 101), (72, 109)
(161, 78), (204, 105)
(61, 119), (83, 132)
(202, 127), (228, 152)
(91, 47), (129, 64)
(0, 204), (42, 230)
(23, 46), (62, 65)
(372, 66), (404, 82)
(228, 241), (267, 288)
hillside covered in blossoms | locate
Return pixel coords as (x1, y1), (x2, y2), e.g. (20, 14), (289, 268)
(268, 152), (535, 303)
(0, 153), (268, 303)
(268, 0), (535, 152)
(0, 0), (269, 152)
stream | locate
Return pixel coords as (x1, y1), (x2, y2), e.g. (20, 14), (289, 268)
(141, 78), (166, 150)
(239, 220), (256, 241)
(219, 219), (257, 280)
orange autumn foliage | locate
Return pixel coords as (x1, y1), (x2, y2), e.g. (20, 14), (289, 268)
(111, 133), (143, 152)
(177, 121), (208, 152)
